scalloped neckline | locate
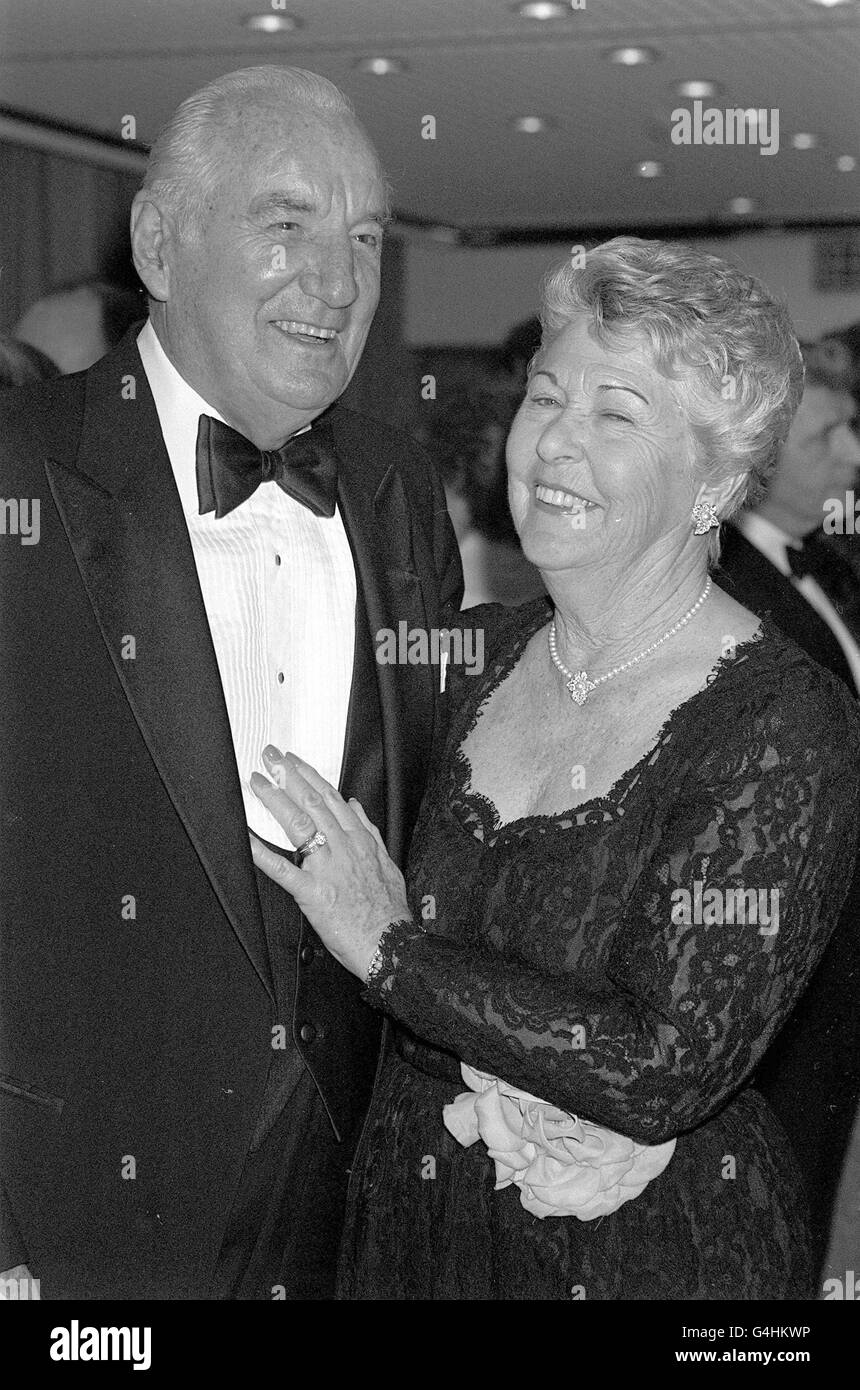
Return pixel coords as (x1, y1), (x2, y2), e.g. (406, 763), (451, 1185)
(448, 600), (770, 844)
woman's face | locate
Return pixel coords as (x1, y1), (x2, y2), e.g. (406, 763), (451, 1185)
(506, 314), (699, 577)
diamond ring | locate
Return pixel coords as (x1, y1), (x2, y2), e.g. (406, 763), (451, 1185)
(296, 830), (328, 862)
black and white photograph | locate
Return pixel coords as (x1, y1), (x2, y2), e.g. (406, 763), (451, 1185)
(1, 0), (859, 1361)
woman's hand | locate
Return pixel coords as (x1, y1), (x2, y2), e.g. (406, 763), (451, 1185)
(249, 746), (411, 981)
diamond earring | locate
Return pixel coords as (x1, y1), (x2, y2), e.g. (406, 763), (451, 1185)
(692, 501), (720, 535)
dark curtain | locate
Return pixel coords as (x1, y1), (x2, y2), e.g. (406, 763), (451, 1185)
(0, 140), (140, 332)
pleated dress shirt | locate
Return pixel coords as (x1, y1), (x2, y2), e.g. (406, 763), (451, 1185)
(137, 320), (356, 850)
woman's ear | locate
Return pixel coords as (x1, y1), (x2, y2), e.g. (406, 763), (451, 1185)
(697, 471), (748, 523)
(130, 194), (172, 303)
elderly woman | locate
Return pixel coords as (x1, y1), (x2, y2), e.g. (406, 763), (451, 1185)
(251, 237), (860, 1300)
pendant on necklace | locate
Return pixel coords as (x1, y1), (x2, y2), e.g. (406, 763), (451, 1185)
(565, 671), (595, 705)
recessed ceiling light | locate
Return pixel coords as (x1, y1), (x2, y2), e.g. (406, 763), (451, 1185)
(729, 197), (755, 214)
(676, 80), (720, 99)
(791, 132), (819, 149)
(355, 56), (406, 75)
(807, 0), (855, 8)
(513, 1), (572, 17)
(241, 13), (301, 32)
(837, 155), (857, 171)
(606, 46), (660, 66)
(512, 115), (551, 133)
(636, 160), (664, 178)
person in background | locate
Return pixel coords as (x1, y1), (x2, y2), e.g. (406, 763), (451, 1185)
(14, 275), (144, 373)
(499, 314), (542, 386)
(0, 334), (58, 388)
(427, 373), (545, 607)
(817, 325), (860, 1296)
(824, 1102), (860, 1291)
(823, 321), (860, 405)
(719, 340), (860, 689)
(819, 326), (860, 579)
(718, 338), (860, 1286)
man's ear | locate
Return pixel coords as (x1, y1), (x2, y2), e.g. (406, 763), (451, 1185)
(130, 193), (173, 303)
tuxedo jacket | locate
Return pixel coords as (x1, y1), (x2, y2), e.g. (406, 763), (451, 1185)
(718, 524), (856, 686)
(0, 330), (462, 1298)
(718, 522), (860, 1269)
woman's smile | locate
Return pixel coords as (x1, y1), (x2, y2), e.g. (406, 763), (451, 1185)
(534, 481), (599, 514)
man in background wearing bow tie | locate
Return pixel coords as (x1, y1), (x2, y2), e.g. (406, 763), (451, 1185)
(0, 65), (461, 1300)
(719, 339), (860, 1288)
(720, 339), (860, 692)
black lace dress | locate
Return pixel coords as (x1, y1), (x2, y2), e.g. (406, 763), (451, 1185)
(339, 600), (860, 1300)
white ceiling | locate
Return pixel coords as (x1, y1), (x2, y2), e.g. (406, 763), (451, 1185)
(0, 0), (858, 238)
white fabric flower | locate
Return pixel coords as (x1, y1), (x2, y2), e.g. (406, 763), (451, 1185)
(443, 1064), (676, 1220)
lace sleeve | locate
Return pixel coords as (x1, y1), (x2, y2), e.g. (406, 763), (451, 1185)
(365, 702), (860, 1145)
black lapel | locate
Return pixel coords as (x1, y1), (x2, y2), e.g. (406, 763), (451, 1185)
(43, 332), (274, 1003)
(718, 525), (855, 689)
(329, 405), (438, 867)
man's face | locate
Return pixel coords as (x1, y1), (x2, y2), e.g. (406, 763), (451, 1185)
(156, 101), (386, 444)
(768, 383), (860, 534)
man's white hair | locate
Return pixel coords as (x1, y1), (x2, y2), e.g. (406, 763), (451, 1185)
(141, 65), (379, 237)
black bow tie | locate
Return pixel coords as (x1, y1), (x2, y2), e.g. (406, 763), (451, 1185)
(195, 414), (338, 520)
(787, 530), (860, 613)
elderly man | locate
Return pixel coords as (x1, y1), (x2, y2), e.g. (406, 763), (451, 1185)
(719, 340), (860, 1287)
(0, 66), (461, 1300)
(719, 340), (860, 688)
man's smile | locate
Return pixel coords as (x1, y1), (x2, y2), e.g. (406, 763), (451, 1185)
(270, 319), (339, 346)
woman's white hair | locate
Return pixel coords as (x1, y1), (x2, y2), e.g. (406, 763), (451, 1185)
(141, 65), (381, 237)
(538, 236), (805, 565)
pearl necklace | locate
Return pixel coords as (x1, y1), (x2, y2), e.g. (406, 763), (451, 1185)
(548, 578), (712, 705)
